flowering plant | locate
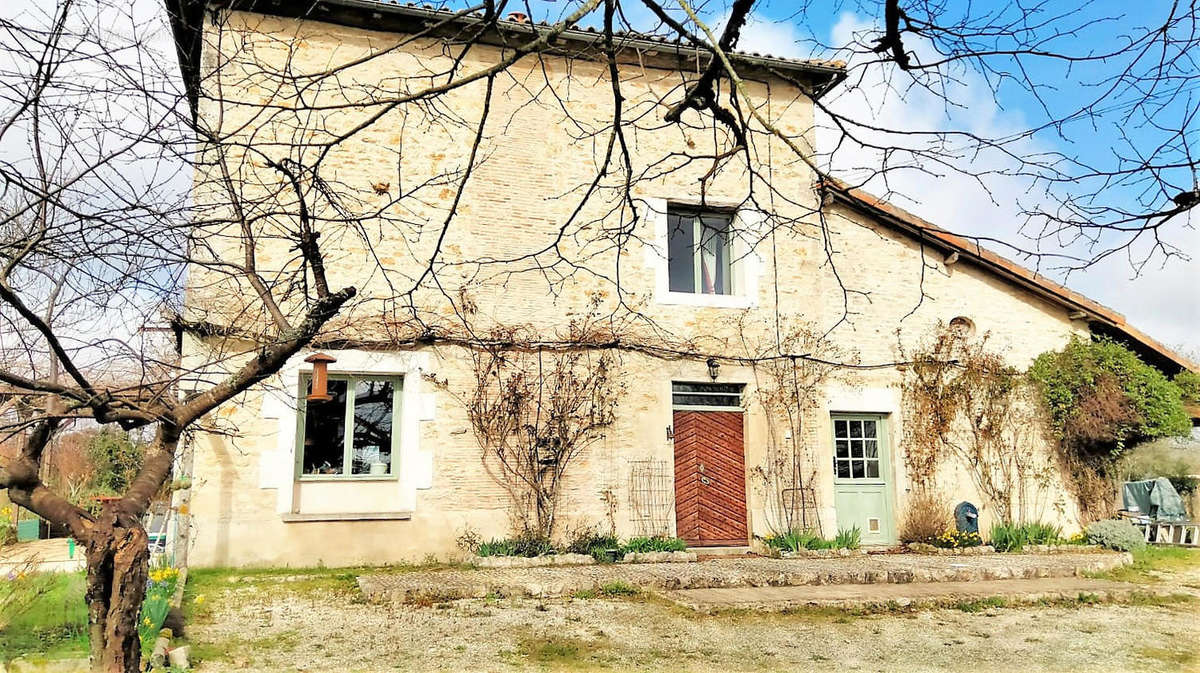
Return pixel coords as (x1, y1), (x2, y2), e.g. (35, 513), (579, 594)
(933, 529), (982, 549)
(0, 506), (14, 545)
(138, 563), (180, 655)
(148, 566), (179, 586)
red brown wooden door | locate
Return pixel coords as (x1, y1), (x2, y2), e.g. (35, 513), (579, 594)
(673, 410), (748, 546)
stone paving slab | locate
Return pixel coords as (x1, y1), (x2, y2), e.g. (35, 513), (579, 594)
(665, 577), (1155, 611)
(358, 551), (1131, 602)
(0, 538), (85, 575)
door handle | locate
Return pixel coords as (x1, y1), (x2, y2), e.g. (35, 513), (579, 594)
(700, 476), (711, 486)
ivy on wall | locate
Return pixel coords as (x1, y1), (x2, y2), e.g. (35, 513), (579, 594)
(899, 325), (1055, 525)
(1028, 337), (1191, 458)
(1027, 336), (1192, 519)
(1175, 370), (1200, 406)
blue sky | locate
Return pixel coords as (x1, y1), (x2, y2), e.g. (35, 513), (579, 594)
(7, 0), (1191, 355)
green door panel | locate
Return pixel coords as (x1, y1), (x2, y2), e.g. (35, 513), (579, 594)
(831, 414), (895, 545)
(834, 485), (892, 545)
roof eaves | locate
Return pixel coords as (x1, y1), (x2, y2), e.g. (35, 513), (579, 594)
(170, 1), (846, 118)
(298, 0), (847, 82)
(819, 179), (1199, 374)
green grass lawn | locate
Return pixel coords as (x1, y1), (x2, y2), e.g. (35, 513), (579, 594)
(0, 571), (89, 661)
(1094, 546), (1200, 583)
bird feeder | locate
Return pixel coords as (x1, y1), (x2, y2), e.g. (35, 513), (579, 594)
(304, 352), (337, 401)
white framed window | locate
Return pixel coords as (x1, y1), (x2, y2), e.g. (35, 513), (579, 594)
(668, 208), (735, 295)
(646, 198), (760, 308)
(296, 374), (402, 479)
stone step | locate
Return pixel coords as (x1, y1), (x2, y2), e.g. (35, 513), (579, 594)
(357, 552), (1132, 603)
(689, 545), (754, 557)
(665, 577), (1165, 612)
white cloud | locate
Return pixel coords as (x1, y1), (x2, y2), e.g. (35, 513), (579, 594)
(738, 11), (1199, 354)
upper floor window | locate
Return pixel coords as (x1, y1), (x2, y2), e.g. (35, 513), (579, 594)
(667, 207), (733, 295)
(298, 374), (401, 479)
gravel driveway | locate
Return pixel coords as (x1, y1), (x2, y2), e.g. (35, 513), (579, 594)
(186, 551), (1200, 672)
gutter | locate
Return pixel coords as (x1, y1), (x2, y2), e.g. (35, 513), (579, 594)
(167, 0), (846, 118)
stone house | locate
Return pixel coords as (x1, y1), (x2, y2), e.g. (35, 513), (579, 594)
(167, 1), (1196, 567)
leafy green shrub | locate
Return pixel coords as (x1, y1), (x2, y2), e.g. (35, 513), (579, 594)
(833, 527), (861, 550)
(474, 539), (515, 557)
(598, 581), (639, 597)
(763, 530), (826, 552)
(475, 532), (555, 558)
(1084, 519), (1147, 551)
(474, 533), (682, 558)
(989, 521), (1062, 552)
(1175, 371), (1200, 405)
(563, 528), (620, 561)
(620, 536), (687, 554)
(86, 427), (144, 494)
(762, 528), (861, 552)
(1029, 337), (1190, 457)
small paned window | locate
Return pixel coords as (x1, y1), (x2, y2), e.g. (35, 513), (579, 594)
(833, 418), (881, 480)
(667, 207), (734, 295)
(671, 382), (743, 409)
(299, 375), (401, 478)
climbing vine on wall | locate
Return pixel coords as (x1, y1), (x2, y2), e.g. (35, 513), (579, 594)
(900, 325), (1054, 525)
(430, 320), (625, 542)
(740, 315), (853, 536)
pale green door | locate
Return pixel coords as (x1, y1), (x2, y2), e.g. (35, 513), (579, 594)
(832, 414), (895, 545)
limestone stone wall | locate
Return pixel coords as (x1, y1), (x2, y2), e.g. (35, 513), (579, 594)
(183, 11), (1090, 567)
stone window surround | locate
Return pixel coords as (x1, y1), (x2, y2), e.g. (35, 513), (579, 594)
(258, 349), (436, 518)
(643, 197), (764, 309)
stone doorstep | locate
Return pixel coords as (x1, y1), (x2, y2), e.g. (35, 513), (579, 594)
(690, 546), (753, 557)
(663, 577), (1162, 612)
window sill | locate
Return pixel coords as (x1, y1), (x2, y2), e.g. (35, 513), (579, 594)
(657, 291), (754, 309)
(281, 511), (413, 522)
(297, 475), (399, 482)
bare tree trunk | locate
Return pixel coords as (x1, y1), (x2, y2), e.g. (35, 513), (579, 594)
(84, 509), (150, 673)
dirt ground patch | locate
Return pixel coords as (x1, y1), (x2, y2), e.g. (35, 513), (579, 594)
(187, 592), (1198, 672)
(185, 551), (1200, 673)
